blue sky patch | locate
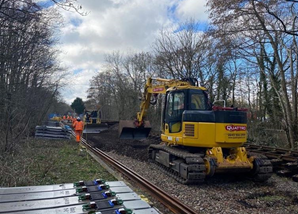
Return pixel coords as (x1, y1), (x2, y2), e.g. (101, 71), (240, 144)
(73, 69), (83, 74)
(167, 2), (209, 33)
(174, 21), (209, 33)
(167, 3), (179, 23)
(36, 0), (55, 9)
(71, 18), (83, 27)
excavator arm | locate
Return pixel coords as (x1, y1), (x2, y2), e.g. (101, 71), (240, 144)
(119, 77), (195, 139)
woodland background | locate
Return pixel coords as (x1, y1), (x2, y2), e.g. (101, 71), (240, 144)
(1, 0), (297, 154)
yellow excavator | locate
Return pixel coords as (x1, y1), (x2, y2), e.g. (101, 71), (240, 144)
(119, 77), (272, 184)
(83, 107), (103, 134)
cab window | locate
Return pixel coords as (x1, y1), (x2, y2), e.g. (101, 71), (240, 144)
(190, 93), (207, 110)
(166, 92), (184, 133)
(167, 92), (185, 117)
(166, 93), (173, 116)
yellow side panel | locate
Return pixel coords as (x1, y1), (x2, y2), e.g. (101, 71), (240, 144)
(215, 123), (247, 144)
(182, 122), (215, 147)
(198, 123), (216, 147)
(162, 122), (247, 148)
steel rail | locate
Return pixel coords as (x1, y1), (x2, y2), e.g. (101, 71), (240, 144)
(79, 138), (197, 214)
(245, 143), (298, 162)
(246, 144), (298, 155)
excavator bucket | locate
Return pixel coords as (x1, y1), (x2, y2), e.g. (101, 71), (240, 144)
(119, 120), (151, 140)
(83, 124), (104, 134)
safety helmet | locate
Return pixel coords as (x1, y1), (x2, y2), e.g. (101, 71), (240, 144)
(77, 117), (81, 121)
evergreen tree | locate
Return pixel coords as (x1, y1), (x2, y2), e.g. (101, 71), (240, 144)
(71, 97), (85, 114)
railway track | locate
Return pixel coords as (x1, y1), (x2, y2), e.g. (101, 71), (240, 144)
(68, 123), (298, 213)
(79, 136), (198, 214)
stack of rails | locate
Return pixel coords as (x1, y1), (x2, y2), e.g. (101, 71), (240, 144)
(245, 143), (298, 182)
(0, 179), (159, 214)
(35, 123), (71, 140)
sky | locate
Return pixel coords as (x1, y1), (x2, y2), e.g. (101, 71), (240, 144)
(44, 0), (209, 104)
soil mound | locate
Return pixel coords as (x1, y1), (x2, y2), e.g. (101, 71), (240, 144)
(85, 124), (160, 162)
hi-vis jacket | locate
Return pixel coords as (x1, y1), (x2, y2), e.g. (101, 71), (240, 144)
(73, 121), (84, 131)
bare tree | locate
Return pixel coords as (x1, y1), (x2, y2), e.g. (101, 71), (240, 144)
(87, 52), (155, 121)
(0, 0), (63, 153)
(154, 22), (214, 80)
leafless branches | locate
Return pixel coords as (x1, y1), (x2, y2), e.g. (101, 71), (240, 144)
(0, 0), (63, 153)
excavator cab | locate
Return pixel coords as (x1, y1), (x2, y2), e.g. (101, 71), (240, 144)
(162, 89), (210, 134)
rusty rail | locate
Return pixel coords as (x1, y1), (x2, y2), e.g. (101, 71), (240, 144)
(79, 137), (197, 214)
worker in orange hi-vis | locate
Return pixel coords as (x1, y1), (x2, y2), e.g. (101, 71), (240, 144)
(73, 117), (84, 142)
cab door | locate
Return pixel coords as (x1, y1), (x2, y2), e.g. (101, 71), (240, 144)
(164, 91), (185, 133)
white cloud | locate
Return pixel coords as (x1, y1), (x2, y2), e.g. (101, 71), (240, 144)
(59, 69), (97, 104)
(176, 0), (208, 22)
(54, 0), (208, 104)
(32, 0), (48, 2)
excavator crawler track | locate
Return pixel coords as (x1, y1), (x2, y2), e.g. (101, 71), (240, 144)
(247, 152), (273, 182)
(149, 144), (206, 184)
(149, 146), (273, 184)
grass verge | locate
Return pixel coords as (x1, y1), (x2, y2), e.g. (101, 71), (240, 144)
(0, 138), (116, 187)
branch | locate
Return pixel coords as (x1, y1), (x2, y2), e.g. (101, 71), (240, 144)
(51, 0), (88, 16)
(263, 3), (298, 36)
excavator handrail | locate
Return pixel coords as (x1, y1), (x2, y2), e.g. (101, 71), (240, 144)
(212, 106), (248, 111)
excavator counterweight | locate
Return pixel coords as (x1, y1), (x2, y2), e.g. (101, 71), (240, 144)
(119, 120), (151, 140)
